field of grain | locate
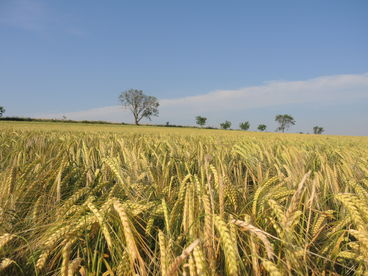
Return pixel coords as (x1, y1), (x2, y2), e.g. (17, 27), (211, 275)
(1, 121), (368, 275)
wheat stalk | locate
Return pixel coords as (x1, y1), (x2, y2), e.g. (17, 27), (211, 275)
(167, 239), (199, 276)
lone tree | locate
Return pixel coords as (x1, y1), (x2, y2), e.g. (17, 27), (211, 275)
(220, 120), (231, 130)
(257, 124), (266, 131)
(195, 116), (207, 127)
(239, 121), (250, 130)
(275, 114), (295, 132)
(313, 126), (324, 134)
(119, 89), (159, 125)
(0, 106), (5, 117)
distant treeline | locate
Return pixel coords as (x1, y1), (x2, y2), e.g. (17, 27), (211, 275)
(0, 117), (218, 129)
(0, 117), (119, 125)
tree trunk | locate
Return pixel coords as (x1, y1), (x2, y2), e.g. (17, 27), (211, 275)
(134, 115), (139, 125)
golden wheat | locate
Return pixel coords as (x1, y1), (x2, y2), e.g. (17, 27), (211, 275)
(0, 121), (367, 275)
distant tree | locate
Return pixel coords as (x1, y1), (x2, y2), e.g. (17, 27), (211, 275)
(119, 89), (159, 125)
(166, 121), (170, 126)
(275, 114), (295, 132)
(220, 120), (231, 130)
(239, 121), (250, 130)
(195, 116), (207, 127)
(313, 126), (324, 134)
(0, 106), (5, 117)
(257, 124), (267, 131)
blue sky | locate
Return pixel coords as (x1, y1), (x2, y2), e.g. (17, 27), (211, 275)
(1, 0), (368, 135)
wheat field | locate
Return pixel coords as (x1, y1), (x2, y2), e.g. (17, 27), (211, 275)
(1, 121), (368, 275)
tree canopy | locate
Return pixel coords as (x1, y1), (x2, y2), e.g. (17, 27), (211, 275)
(220, 120), (231, 130)
(119, 89), (159, 125)
(275, 114), (295, 132)
(195, 116), (207, 127)
(239, 121), (250, 131)
(257, 124), (266, 131)
(0, 106), (5, 117)
(313, 126), (324, 134)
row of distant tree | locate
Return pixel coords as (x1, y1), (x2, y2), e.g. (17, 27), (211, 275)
(0, 89), (325, 134)
(195, 115), (324, 134)
(119, 89), (325, 134)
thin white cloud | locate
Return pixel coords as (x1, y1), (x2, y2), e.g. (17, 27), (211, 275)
(159, 73), (368, 112)
(39, 73), (368, 131)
